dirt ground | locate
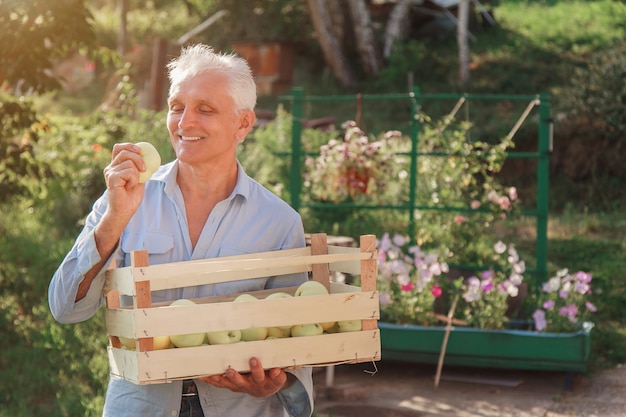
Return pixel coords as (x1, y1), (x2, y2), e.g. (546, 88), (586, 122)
(312, 360), (626, 417)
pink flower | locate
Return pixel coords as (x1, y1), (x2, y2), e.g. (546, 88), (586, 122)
(470, 200), (481, 209)
(543, 299), (556, 310)
(430, 285), (443, 298)
(401, 282), (414, 292)
(533, 309), (547, 331)
(454, 216), (467, 224)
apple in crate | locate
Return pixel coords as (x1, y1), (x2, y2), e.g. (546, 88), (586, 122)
(233, 294), (268, 341)
(207, 330), (242, 345)
(294, 281), (335, 330)
(168, 299), (206, 348)
(337, 320), (362, 332)
(291, 323), (324, 337)
(265, 292), (294, 335)
(294, 281), (328, 297)
(118, 335), (171, 350)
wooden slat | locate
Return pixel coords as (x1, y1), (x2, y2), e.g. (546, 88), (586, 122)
(108, 346), (140, 384)
(310, 233), (330, 291)
(103, 268), (135, 295)
(105, 308), (136, 338)
(328, 245), (362, 275)
(123, 291), (379, 337)
(130, 251), (154, 352)
(116, 252), (371, 292)
(360, 235), (379, 331)
(112, 330), (381, 384)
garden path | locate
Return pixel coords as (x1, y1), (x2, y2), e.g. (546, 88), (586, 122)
(313, 360), (626, 417)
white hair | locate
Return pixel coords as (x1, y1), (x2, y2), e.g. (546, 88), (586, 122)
(167, 44), (257, 112)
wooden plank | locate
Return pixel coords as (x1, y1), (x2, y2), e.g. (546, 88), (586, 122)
(328, 245), (362, 275)
(130, 251), (154, 352)
(105, 308), (136, 338)
(103, 268), (135, 296)
(117, 330), (381, 384)
(133, 291), (379, 337)
(310, 233), (330, 291)
(108, 346), (140, 384)
(121, 252), (371, 292)
(360, 235), (379, 331)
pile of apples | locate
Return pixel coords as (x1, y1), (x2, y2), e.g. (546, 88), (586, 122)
(117, 280), (361, 350)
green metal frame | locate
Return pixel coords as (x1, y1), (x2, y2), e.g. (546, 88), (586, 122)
(281, 87), (552, 285)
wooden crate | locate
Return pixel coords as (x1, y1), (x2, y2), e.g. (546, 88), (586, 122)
(104, 233), (381, 385)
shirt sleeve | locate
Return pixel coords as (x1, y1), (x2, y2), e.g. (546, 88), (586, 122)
(48, 193), (117, 324)
(276, 368), (314, 417)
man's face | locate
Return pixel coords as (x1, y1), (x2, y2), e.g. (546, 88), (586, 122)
(166, 71), (252, 167)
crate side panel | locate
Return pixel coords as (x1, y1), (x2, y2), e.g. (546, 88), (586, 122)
(105, 308), (137, 338)
(108, 346), (140, 384)
(130, 330), (381, 384)
(104, 268), (136, 296)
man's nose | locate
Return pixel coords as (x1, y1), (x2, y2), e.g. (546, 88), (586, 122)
(178, 109), (196, 129)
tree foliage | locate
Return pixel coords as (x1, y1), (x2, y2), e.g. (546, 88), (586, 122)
(0, 0), (97, 94)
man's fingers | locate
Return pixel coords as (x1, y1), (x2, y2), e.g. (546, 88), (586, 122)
(249, 357), (267, 384)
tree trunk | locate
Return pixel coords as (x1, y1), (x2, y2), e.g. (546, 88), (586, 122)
(347, 0), (382, 78)
(384, 0), (413, 59)
(307, 0), (356, 86)
(326, 0), (346, 46)
(457, 0), (470, 88)
(118, 0), (127, 56)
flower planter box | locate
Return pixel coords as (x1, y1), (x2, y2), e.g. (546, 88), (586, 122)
(379, 322), (593, 373)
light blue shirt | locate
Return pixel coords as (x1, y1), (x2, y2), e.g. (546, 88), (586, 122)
(48, 160), (313, 417)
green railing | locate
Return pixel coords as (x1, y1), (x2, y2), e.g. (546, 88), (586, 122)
(279, 87), (553, 285)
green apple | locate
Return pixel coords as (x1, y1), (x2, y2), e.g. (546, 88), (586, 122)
(118, 336), (136, 350)
(265, 291), (293, 300)
(324, 323), (340, 334)
(233, 294), (268, 341)
(118, 335), (171, 350)
(294, 280), (329, 297)
(207, 329), (242, 345)
(267, 326), (291, 338)
(169, 299), (206, 347)
(291, 323), (324, 337)
(320, 321), (337, 331)
(136, 141), (161, 183)
(265, 292), (294, 330)
(337, 320), (362, 332)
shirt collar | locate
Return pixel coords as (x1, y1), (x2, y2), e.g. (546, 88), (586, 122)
(154, 159), (250, 202)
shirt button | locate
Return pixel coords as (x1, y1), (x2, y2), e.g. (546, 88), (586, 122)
(171, 410), (178, 416)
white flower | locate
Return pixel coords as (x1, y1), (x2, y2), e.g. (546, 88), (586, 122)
(494, 241), (507, 254)
(543, 276), (561, 293)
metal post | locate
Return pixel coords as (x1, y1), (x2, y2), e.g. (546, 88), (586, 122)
(408, 87), (421, 243)
(536, 92), (552, 287)
(290, 87), (304, 210)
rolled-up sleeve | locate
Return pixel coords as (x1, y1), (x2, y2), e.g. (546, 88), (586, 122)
(48, 194), (115, 324)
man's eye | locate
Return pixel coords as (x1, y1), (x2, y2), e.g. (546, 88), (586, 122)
(199, 106), (213, 113)
(169, 105), (184, 113)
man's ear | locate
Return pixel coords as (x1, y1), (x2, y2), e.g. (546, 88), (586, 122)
(236, 110), (256, 142)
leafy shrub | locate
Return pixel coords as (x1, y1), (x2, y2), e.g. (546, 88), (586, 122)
(565, 42), (626, 143)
